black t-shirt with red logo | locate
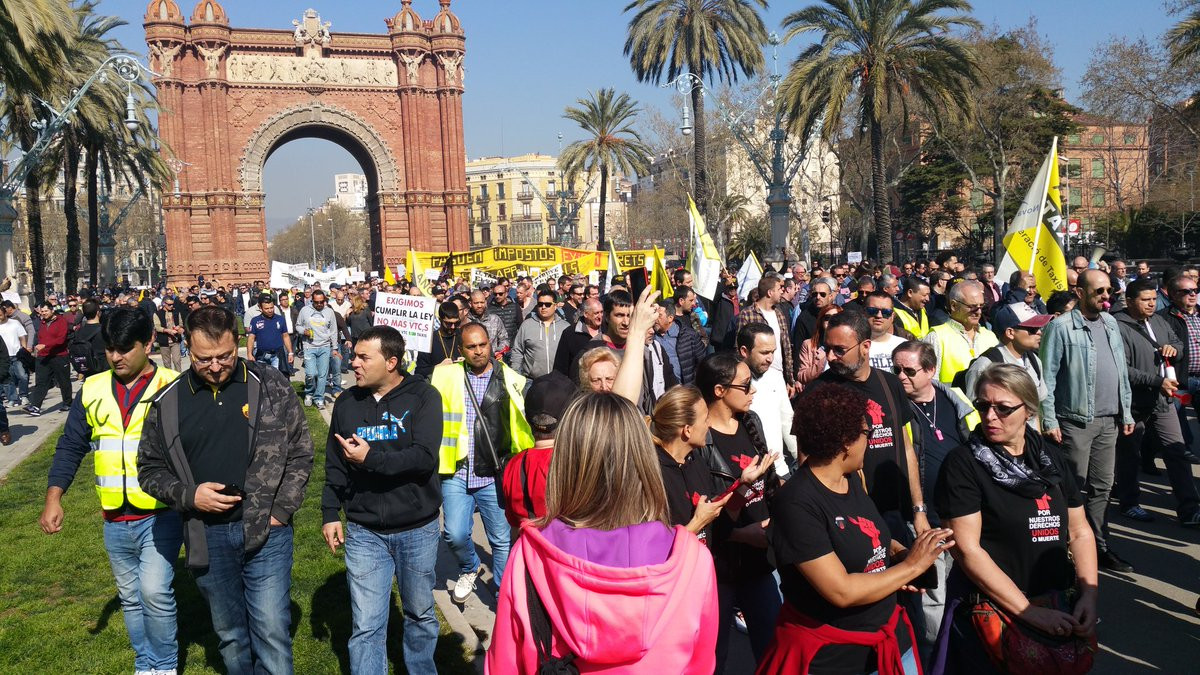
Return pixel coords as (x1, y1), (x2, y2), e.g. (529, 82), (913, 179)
(770, 464), (912, 673)
(935, 441), (1084, 596)
(810, 369), (914, 514)
(709, 423), (775, 582)
(657, 445), (721, 547)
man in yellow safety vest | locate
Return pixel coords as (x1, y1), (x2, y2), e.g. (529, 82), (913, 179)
(39, 307), (181, 675)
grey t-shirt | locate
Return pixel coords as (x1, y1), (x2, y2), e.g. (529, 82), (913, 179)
(297, 305), (338, 348)
(1086, 315), (1120, 417)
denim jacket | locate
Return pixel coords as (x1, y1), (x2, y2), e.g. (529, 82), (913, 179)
(1039, 309), (1133, 430)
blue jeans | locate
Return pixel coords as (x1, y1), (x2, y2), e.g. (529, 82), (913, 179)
(441, 476), (511, 588)
(103, 511), (184, 672)
(255, 351), (280, 369)
(869, 647), (918, 675)
(303, 345), (331, 402)
(193, 522), (294, 675)
(344, 519), (439, 674)
(4, 357), (28, 401)
(327, 349), (344, 395)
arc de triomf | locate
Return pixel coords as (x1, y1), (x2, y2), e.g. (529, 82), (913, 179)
(144, 0), (469, 284)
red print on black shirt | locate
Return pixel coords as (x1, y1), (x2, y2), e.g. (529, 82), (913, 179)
(734, 454), (756, 470)
(1035, 493), (1052, 511)
(866, 399), (885, 426)
(848, 516), (882, 549)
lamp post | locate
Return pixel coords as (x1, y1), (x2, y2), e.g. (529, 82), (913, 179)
(312, 205), (321, 267)
(663, 34), (814, 265)
(328, 216), (334, 268)
(0, 56), (154, 296)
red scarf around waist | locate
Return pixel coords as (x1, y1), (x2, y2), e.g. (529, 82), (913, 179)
(756, 602), (921, 675)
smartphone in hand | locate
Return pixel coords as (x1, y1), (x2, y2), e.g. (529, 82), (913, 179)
(217, 484), (245, 498)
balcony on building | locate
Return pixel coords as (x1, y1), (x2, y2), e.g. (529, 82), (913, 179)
(475, 194), (490, 205)
(517, 189), (534, 202)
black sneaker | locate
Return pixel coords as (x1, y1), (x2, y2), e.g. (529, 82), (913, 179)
(23, 405), (41, 417)
(1098, 548), (1134, 573)
(1185, 452), (1200, 465)
(1142, 462), (1164, 476)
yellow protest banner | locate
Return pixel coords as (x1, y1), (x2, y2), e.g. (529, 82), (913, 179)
(407, 245), (654, 280)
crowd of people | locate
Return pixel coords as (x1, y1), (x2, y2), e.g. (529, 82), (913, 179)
(24, 250), (1200, 674)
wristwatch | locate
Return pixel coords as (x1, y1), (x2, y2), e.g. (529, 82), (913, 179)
(913, 503), (929, 515)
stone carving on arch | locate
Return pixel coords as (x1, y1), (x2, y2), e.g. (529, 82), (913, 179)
(238, 101), (401, 194)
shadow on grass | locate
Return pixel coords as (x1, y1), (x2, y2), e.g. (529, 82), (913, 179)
(87, 596), (120, 635)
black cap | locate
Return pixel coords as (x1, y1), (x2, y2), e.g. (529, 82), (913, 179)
(525, 372), (576, 426)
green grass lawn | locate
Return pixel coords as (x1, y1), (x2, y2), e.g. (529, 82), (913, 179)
(0, 387), (475, 673)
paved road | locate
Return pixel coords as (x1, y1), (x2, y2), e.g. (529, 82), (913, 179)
(2, 360), (1197, 673)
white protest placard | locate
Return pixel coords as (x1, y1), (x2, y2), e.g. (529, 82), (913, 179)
(373, 293), (437, 353)
(533, 263), (564, 288)
(847, 251), (863, 264)
(471, 268), (499, 287)
(424, 268), (441, 281)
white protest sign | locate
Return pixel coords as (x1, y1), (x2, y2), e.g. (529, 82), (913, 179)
(424, 268), (442, 281)
(533, 263), (564, 288)
(372, 293), (437, 353)
(471, 268), (499, 287)
(847, 251), (863, 264)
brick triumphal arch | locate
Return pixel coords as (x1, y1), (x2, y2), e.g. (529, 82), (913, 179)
(144, 0), (469, 284)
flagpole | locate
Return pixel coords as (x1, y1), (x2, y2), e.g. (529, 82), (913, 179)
(1027, 136), (1058, 276)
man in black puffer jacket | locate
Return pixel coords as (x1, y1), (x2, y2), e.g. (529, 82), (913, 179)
(321, 325), (444, 674)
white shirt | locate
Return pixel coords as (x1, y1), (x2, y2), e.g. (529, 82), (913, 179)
(760, 305), (784, 374)
(0, 319), (26, 356)
(749, 367), (796, 475)
(868, 334), (906, 371)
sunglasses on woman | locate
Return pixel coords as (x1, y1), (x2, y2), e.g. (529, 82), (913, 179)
(973, 400), (1024, 418)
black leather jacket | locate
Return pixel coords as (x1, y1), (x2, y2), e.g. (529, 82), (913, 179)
(464, 359), (514, 478)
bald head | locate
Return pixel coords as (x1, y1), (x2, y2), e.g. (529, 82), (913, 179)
(1079, 269), (1109, 293)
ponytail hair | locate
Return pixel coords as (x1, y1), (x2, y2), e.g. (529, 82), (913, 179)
(648, 385), (704, 447)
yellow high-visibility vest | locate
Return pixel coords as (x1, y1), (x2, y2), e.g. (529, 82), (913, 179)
(896, 304), (930, 339)
(431, 361), (533, 475)
(85, 367), (179, 511)
(929, 323), (998, 384)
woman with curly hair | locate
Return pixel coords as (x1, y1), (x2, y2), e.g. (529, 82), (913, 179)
(760, 384), (951, 675)
(694, 352), (783, 673)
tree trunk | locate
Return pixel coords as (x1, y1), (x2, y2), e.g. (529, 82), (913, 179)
(24, 173), (45, 302)
(597, 166), (609, 250)
(869, 116), (892, 262)
(992, 189), (1005, 265)
(63, 136), (81, 295)
(86, 143), (99, 287)
(691, 78), (708, 219)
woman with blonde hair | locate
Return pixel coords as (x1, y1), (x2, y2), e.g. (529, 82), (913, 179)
(932, 364), (1097, 674)
(577, 346), (621, 392)
(487, 392), (720, 674)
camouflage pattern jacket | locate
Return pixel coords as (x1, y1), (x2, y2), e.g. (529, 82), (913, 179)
(137, 359), (313, 568)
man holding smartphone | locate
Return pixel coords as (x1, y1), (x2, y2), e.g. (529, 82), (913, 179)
(138, 305), (313, 674)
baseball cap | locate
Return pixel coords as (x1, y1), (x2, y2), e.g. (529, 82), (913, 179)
(524, 372), (576, 430)
(993, 310), (1053, 336)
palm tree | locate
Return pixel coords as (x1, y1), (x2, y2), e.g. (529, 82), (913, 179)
(0, 0), (73, 95)
(559, 89), (652, 250)
(1168, 1), (1200, 66)
(778, 0), (979, 261)
(624, 0), (768, 217)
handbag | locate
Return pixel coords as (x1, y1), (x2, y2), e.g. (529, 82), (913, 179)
(967, 587), (1097, 674)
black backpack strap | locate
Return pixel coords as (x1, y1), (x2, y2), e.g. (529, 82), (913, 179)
(525, 568), (578, 673)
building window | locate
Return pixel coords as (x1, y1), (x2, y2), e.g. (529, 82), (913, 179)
(1092, 188), (1105, 207)
(1066, 133), (1081, 145)
(548, 180), (556, 194)
(970, 189), (984, 209)
(497, 183), (505, 199)
(1090, 134), (1105, 146)
(523, 203), (532, 218)
(498, 203), (506, 219)
(1124, 132), (1138, 145)
(480, 185), (488, 199)
(1068, 159), (1082, 179)
(1091, 159), (1104, 178)
(1069, 187), (1081, 207)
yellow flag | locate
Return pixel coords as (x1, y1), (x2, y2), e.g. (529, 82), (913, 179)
(384, 260), (397, 286)
(686, 195), (722, 299)
(996, 138), (1068, 299)
(652, 247), (674, 298)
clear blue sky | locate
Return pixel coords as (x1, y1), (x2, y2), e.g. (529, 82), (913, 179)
(99, 0), (1176, 233)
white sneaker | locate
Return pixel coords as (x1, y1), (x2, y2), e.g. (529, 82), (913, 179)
(734, 610), (748, 634)
(152, 670), (178, 675)
(452, 566), (481, 604)
(135, 670), (154, 675)
(303, 395), (312, 406)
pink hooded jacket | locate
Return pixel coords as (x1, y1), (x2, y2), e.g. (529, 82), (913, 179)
(486, 521), (719, 674)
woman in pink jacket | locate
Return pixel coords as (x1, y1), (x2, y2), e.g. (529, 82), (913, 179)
(486, 391), (720, 674)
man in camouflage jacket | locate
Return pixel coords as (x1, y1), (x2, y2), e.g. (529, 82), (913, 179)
(138, 305), (312, 673)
